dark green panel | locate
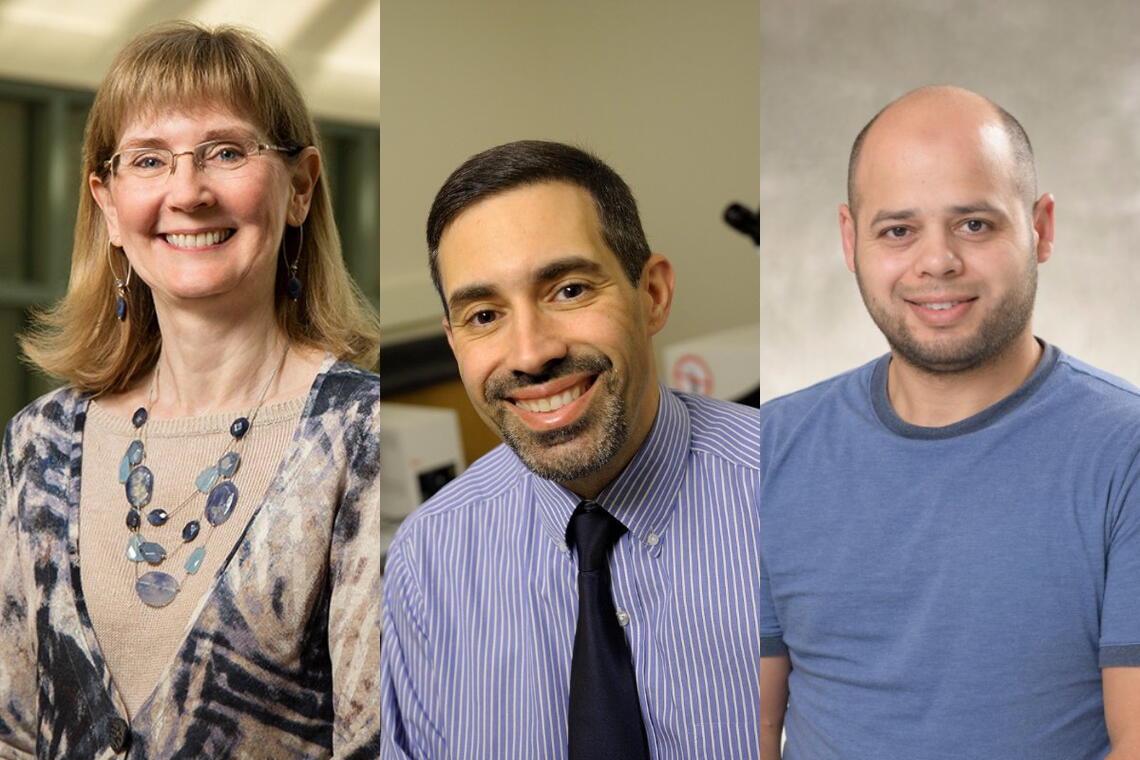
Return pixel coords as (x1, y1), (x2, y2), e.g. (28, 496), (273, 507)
(0, 100), (29, 281)
(316, 121), (380, 308)
(0, 308), (27, 424)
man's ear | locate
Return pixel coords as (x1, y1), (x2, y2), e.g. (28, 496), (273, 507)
(839, 203), (857, 274)
(288, 147), (321, 225)
(1031, 192), (1055, 264)
(89, 173), (122, 246)
(443, 315), (455, 351)
(640, 254), (675, 336)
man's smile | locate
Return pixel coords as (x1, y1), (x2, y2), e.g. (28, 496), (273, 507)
(503, 374), (599, 432)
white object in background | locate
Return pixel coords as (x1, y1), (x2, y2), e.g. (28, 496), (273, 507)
(662, 323), (760, 401)
(379, 402), (465, 524)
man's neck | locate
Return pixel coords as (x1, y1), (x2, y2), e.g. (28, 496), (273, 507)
(887, 332), (1043, 427)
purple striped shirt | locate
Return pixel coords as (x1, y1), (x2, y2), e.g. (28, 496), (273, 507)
(381, 387), (760, 759)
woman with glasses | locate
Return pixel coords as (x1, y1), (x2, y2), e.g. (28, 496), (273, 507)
(0, 22), (381, 759)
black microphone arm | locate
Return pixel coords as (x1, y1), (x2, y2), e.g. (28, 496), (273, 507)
(723, 203), (759, 246)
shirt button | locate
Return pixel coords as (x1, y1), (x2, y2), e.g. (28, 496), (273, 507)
(645, 533), (660, 546)
(616, 609), (630, 627)
(556, 541), (569, 553)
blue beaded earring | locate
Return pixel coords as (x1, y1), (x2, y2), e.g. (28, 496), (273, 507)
(108, 245), (132, 321)
(282, 224), (304, 301)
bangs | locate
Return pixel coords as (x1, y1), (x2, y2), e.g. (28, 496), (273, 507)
(87, 22), (306, 175)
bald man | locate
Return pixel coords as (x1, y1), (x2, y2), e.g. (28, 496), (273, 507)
(759, 87), (1140, 759)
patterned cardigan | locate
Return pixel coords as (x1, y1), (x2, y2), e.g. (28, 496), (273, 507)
(0, 360), (382, 759)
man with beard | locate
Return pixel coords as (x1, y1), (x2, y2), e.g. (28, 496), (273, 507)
(381, 141), (759, 760)
(759, 86), (1140, 759)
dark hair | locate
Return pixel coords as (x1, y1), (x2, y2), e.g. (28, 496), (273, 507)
(426, 140), (651, 314)
(847, 89), (1036, 214)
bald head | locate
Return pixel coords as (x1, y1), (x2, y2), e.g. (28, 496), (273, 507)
(847, 86), (1036, 218)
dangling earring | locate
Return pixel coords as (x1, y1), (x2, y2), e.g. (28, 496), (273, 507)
(282, 224), (304, 301)
(108, 245), (132, 321)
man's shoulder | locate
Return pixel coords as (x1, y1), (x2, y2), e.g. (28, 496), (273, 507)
(761, 358), (880, 430)
(1053, 350), (1140, 412)
(671, 389), (759, 470)
(394, 444), (526, 534)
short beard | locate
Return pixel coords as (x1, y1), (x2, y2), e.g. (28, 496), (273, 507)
(855, 258), (1038, 375)
(484, 352), (630, 483)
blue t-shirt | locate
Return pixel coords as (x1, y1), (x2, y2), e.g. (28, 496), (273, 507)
(760, 343), (1140, 760)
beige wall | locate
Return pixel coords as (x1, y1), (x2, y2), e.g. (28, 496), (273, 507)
(760, 0), (1140, 401)
(379, 0), (760, 356)
(0, 0), (380, 125)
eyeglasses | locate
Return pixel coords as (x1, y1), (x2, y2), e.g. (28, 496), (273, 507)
(104, 138), (298, 180)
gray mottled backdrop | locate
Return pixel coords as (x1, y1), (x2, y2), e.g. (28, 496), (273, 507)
(761, 0), (1140, 400)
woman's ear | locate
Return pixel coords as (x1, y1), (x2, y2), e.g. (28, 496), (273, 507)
(288, 147), (321, 225)
(89, 173), (123, 246)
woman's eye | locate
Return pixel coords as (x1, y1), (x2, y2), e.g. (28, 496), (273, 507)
(132, 153), (167, 170)
(205, 143), (248, 164)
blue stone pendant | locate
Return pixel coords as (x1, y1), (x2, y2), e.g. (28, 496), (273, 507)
(125, 534), (145, 562)
(115, 295), (127, 322)
(147, 508), (169, 526)
(217, 451), (240, 478)
(125, 466), (154, 508)
(195, 465), (219, 493)
(286, 276), (303, 301)
(139, 541), (167, 565)
(131, 407), (148, 428)
(182, 520), (200, 542)
(205, 481), (239, 526)
(136, 571), (178, 607)
(126, 439), (145, 465)
(118, 453), (132, 484)
(125, 509), (140, 529)
(185, 546), (206, 574)
(230, 417), (250, 439)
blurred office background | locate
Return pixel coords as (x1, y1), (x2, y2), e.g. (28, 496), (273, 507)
(761, 0), (1140, 401)
(380, 0), (760, 475)
(0, 0), (380, 425)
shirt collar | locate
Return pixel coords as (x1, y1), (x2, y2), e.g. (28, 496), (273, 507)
(530, 384), (690, 554)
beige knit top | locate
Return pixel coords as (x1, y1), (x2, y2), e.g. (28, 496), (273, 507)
(79, 396), (305, 718)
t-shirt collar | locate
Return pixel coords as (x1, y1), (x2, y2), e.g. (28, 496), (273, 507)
(870, 339), (1060, 439)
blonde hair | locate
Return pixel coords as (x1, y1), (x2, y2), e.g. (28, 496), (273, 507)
(21, 21), (380, 394)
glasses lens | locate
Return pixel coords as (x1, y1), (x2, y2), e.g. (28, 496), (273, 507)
(117, 148), (172, 179)
(198, 140), (255, 171)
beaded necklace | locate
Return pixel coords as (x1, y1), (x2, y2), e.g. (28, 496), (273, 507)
(121, 345), (289, 607)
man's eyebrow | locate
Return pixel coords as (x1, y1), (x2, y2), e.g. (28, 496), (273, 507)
(446, 283), (498, 316)
(868, 208), (918, 227)
(534, 256), (604, 284)
(946, 202), (1003, 216)
(445, 257), (603, 317)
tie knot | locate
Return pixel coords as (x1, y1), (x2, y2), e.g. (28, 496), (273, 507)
(568, 501), (627, 573)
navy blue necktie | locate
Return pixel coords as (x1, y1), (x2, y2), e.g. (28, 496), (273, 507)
(567, 501), (651, 760)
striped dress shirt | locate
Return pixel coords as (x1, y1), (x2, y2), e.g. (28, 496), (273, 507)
(381, 387), (760, 759)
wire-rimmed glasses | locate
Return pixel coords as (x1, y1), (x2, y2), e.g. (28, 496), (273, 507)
(104, 138), (298, 181)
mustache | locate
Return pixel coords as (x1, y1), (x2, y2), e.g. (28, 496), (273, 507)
(483, 352), (612, 404)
